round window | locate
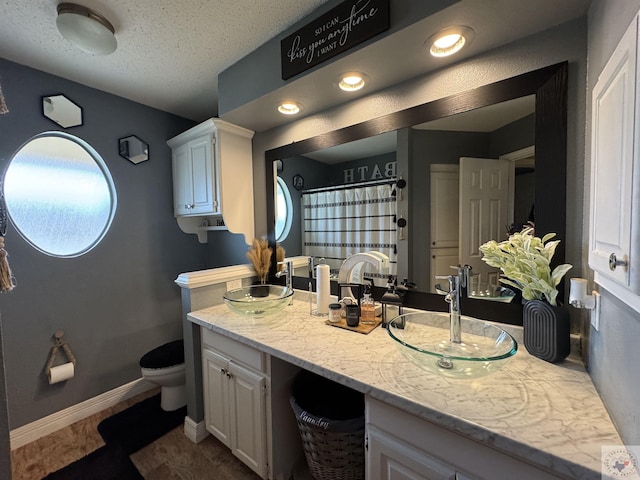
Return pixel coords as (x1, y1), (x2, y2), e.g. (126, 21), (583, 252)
(3, 132), (117, 257)
(275, 176), (293, 242)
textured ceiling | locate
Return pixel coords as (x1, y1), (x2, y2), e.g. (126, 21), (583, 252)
(0, 0), (328, 121)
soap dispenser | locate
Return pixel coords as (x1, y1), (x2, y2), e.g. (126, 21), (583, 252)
(360, 279), (376, 325)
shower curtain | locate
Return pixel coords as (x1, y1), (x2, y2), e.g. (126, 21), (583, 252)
(302, 182), (397, 286)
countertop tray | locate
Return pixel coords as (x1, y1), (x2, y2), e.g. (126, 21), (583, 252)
(325, 317), (381, 334)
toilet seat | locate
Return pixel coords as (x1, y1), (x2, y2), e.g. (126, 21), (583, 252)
(139, 339), (184, 370)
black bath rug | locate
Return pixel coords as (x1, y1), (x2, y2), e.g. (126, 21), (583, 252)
(97, 392), (187, 455)
(43, 444), (143, 480)
(43, 393), (185, 479)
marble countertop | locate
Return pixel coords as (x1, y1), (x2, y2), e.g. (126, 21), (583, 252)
(187, 296), (622, 480)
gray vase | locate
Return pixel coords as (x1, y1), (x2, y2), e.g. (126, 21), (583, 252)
(523, 300), (570, 363)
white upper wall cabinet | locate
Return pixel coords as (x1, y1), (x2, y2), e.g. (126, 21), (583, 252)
(590, 13), (640, 304)
(167, 119), (255, 244)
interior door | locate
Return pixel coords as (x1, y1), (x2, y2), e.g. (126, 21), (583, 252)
(430, 165), (460, 292)
(459, 157), (511, 289)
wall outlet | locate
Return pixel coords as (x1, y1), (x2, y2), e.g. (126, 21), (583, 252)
(591, 291), (602, 331)
(226, 279), (242, 291)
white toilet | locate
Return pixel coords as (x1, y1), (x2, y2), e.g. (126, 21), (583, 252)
(140, 339), (187, 411)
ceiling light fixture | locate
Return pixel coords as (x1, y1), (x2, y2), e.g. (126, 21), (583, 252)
(428, 26), (474, 58)
(277, 102), (302, 115)
(56, 3), (117, 55)
(337, 72), (369, 92)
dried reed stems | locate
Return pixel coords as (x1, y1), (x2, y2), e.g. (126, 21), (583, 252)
(247, 238), (272, 284)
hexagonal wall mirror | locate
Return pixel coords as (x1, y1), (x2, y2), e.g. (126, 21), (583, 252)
(118, 135), (149, 164)
(42, 94), (83, 128)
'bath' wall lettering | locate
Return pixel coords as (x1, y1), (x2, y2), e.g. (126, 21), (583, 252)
(343, 161), (396, 183)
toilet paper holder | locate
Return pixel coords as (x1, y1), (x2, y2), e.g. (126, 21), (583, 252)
(45, 330), (76, 377)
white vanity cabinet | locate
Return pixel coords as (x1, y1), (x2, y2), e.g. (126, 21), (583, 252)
(167, 118), (255, 243)
(201, 328), (268, 479)
(172, 134), (217, 216)
(366, 398), (564, 480)
(589, 13), (640, 298)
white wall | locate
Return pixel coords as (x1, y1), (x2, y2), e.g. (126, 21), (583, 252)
(585, 0), (640, 444)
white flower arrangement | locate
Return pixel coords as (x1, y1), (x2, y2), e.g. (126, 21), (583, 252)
(478, 228), (572, 306)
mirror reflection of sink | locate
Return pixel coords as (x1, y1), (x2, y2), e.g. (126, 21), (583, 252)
(434, 284), (516, 303)
(468, 285), (516, 303)
(223, 285), (293, 317)
(387, 312), (517, 379)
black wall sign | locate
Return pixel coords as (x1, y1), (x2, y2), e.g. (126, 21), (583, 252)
(281, 0), (390, 80)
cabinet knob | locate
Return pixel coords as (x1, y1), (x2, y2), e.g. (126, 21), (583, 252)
(609, 253), (628, 271)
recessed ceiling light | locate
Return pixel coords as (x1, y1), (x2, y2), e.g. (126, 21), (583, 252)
(428, 26), (474, 58)
(337, 72), (369, 92)
(56, 3), (117, 55)
(277, 102), (302, 115)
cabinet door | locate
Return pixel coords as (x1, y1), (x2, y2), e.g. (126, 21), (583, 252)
(202, 348), (231, 447)
(589, 15), (637, 290)
(172, 143), (193, 216)
(367, 426), (456, 480)
(228, 361), (268, 478)
(188, 136), (218, 215)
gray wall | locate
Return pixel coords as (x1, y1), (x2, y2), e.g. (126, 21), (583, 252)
(585, 0), (640, 444)
(0, 57), (247, 429)
(218, 0), (459, 115)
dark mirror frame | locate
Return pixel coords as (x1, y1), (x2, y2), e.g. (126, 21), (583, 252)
(265, 62), (567, 325)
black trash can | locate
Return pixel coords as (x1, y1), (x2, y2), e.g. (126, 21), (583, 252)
(290, 370), (365, 480)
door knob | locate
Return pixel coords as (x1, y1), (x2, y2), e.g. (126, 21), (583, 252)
(609, 253), (628, 271)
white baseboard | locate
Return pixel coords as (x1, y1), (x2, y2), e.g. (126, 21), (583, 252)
(10, 377), (155, 450)
(183, 416), (209, 443)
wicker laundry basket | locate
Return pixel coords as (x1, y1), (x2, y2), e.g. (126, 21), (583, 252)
(290, 370), (365, 480)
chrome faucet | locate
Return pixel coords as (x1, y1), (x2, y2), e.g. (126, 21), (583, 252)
(451, 264), (472, 297)
(307, 256), (326, 278)
(435, 274), (461, 343)
(276, 260), (294, 304)
(276, 260), (293, 289)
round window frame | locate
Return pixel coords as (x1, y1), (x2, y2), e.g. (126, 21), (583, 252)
(275, 176), (293, 242)
(3, 131), (117, 258)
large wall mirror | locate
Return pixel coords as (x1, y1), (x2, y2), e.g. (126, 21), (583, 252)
(265, 62), (567, 325)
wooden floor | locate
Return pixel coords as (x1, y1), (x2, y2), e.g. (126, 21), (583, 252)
(10, 389), (261, 480)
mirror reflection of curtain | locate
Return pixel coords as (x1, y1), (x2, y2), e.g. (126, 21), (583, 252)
(302, 182), (397, 286)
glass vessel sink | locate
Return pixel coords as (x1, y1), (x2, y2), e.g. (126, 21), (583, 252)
(387, 312), (517, 379)
(223, 285), (293, 317)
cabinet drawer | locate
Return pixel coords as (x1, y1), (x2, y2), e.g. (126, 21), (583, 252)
(202, 328), (265, 372)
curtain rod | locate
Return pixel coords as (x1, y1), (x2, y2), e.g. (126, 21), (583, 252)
(301, 178), (395, 195)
